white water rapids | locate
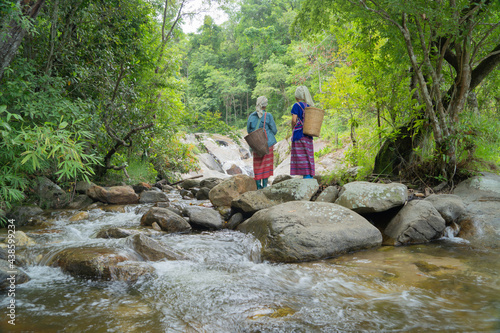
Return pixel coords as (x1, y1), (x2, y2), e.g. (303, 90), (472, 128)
(1, 190), (499, 332)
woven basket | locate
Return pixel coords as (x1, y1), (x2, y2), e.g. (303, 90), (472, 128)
(244, 128), (269, 157)
(303, 107), (325, 137)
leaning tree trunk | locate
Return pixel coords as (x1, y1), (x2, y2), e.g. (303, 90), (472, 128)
(0, 0), (45, 81)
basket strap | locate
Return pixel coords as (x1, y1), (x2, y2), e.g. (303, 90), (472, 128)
(294, 103), (305, 131)
(263, 112), (268, 139)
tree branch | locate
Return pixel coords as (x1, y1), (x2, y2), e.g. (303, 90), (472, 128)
(470, 42), (500, 91)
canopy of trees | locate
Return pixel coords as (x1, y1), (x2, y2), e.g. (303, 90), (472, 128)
(1, 0), (499, 211)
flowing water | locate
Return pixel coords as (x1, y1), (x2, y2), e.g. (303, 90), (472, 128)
(1, 191), (499, 333)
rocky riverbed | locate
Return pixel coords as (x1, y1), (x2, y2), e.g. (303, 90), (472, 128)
(0, 170), (499, 331)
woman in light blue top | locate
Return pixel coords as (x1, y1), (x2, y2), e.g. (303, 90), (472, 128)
(246, 96), (278, 189)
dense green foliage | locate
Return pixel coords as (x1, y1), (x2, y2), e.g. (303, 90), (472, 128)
(0, 0), (199, 211)
(1, 0), (499, 211)
(184, 0), (499, 183)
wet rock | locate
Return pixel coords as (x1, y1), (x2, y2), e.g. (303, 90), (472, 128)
(424, 194), (466, 224)
(87, 185), (139, 205)
(384, 200), (446, 245)
(181, 179), (202, 189)
(183, 206), (223, 230)
(66, 194), (94, 210)
(315, 186), (340, 203)
(127, 234), (186, 261)
(232, 178), (319, 214)
(69, 211), (89, 222)
(49, 246), (141, 280)
(140, 207), (191, 233)
(224, 212), (244, 229)
(162, 184), (175, 192)
(189, 187), (200, 197)
(209, 174), (257, 207)
(239, 147), (251, 159)
(96, 227), (134, 239)
(335, 181), (408, 213)
(237, 201), (382, 263)
(195, 187), (211, 200)
(180, 189), (194, 199)
(101, 205), (126, 213)
(6, 205), (44, 227)
(453, 172), (500, 248)
(2, 230), (36, 247)
(0, 260), (30, 289)
(75, 181), (96, 194)
(0, 247), (27, 267)
(272, 174), (292, 185)
(133, 182), (152, 194)
(109, 261), (156, 282)
(155, 202), (184, 216)
(200, 177), (223, 190)
(226, 164), (243, 175)
(198, 153), (224, 173)
(139, 190), (169, 204)
(36, 176), (69, 209)
(215, 207), (231, 221)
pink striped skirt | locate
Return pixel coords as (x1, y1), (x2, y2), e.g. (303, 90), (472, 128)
(290, 137), (315, 176)
(253, 146), (274, 180)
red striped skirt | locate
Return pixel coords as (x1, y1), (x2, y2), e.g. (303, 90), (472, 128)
(290, 137), (315, 176)
(253, 146), (274, 180)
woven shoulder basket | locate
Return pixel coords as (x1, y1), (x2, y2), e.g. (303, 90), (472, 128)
(303, 107), (325, 137)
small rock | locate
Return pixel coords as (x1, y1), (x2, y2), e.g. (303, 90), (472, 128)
(127, 234), (186, 261)
(183, 206), (223, 230)
(96, 227), (134, 239)
(140, 207), (191, 233)
(69, 211), (89, 222)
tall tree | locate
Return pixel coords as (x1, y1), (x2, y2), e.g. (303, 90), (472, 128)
(296, 0), (500, 180)
(0, 0), (45, 80)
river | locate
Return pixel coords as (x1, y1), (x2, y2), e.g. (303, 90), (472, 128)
(1, 190), (499, 332)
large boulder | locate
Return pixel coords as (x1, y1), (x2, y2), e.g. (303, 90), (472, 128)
(0, 260), (30, 289)
(6, 205), (44, 227)
(335, 181), (408, 214)
(48, 246), (142, 281)
(139, 190), (169, 204)
(127, 234), (186, 261)
(424, 194), (466, 224)
(452, 172), (500, 248)
(66, 194), (94, 210)
(209, 174), (257, 207)
(384, 200), (446, 245)
(140, 207), (191, 233)
(87, 185), (139, 205)
(237, 201), (382, 263)
(183, 206), (223, 230)
(36, 176), (69, 209)
(231, 178), (319, 214)
(75, 180), (96, 194)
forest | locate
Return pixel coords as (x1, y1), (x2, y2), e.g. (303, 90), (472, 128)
(1, 0), (499, 213)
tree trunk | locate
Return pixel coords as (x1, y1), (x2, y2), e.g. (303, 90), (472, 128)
(0, 0), (45, 81)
